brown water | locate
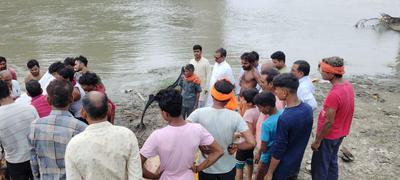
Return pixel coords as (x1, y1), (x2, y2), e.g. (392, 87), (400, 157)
(1, 0), (399, 101)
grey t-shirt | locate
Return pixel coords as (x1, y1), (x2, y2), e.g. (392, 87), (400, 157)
(188, 107), (248, 174)
(179, 78), (202, 108)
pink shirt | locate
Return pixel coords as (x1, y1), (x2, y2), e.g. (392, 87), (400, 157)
(31, 94), (51, 118)
(256, 96), (284, 149)
(317, 81), (354, 140)
(140, 123), (214, 180)
(243, 107), (259, 135)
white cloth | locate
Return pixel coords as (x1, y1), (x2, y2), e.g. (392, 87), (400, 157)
(189, 57), (211, 102)
(70, 84), (85, 118)
(188, 107), (248, 174)
(297, 76), (317, 110)
(0, 103), (39, 163)
(38, 71), (55, 95)
(11, 80), (21, 99)
(65, 121), (142, 180)
(206, 60), (235, 107)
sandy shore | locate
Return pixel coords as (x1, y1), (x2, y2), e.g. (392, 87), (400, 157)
(115, 73), (400, 179)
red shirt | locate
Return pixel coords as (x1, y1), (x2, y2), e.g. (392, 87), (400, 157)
(31, 94), (52, 118)
(317, 81), (355, 140)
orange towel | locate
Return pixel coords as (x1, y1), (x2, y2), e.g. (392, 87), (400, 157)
(184, 74), (201, 85)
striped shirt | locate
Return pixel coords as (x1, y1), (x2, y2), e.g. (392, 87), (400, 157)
(29, 110), (87, 180)
(0, 102), (39, 163)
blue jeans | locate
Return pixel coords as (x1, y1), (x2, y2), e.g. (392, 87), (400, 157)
(311, 137), (344, 180)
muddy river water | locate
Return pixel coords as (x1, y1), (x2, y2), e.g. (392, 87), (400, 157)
(1, 0), (399, 101)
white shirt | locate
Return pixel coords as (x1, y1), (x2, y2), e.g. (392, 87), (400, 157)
(189, 57), (211, 101)
(297, 76), (317, 110)
(38, 71), (55, 95)
(65, 121), (142, 180)
(11, 80), (21, 99)
(206, 60), (235, 107)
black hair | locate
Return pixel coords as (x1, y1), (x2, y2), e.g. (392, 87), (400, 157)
(214, 79), (235, 94)
(216, 48), (227, 57)
(63, 57), (75, 67)
(74, 55), (88, 66)
(193, 44), (202, 51)
(254, 91), (276, 107)
(270, 51), (286, 62)
(272, 73), (299, 93)
(27, 59), (40, 69)
(154, 88), (182, 117)
(0, 57), (6, 63)
(46, 80), (73, 108)
(240, 52), (256, 64)
(261, 68), (280, 84)
(184, 64), (195, 72)
(25, 80), (42, 97)
(294, 60), (310, 76)
(48, 61), (65, 74)
(79, 72), (99, 86)
(82, 92), (109, 119)
(0, 80), (10, 100)
(250, 51), (259, 61)
(58, 68), (75, 82)
(241, 88), (259, 105)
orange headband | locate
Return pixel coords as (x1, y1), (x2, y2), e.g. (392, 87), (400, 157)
(210, 85), (238, 110)
(320, 62), (345, 75)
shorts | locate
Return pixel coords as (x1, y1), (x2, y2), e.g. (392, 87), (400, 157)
(235, 149), (254, 169)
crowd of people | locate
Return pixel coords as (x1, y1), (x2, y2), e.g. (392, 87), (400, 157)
(0, 43), (355, 180)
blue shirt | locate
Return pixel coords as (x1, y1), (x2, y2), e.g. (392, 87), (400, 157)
(29, 110), (87, 180)
(260, 110), (283, 163)
(270, 102), (313, 180)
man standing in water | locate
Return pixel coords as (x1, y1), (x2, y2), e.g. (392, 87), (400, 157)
(206, 48), (235, 107)
(24, 59), (44, 83)
(311, 57), (354, 180)
(238, 52), (258, 115)
(190, 45), (211, 108)
(0, 56), (17, 80)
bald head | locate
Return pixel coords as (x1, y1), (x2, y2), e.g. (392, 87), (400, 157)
(0, 70), (13, 87)
(261, 61), (276, 74)
(82, 91), (109, 120)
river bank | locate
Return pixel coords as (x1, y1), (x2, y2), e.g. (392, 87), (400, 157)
(115, 73), (400, 179)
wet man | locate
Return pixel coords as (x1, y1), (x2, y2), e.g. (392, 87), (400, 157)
(189, 45), (211, 108)
(238, 52), (258, 115)
(29, 80), (87, 179)
(66, 91), (142, 180)
(0, 70), (21, 99)
(311, 57), (355, 180)
(271, 51), (290, 73)
(206, 48), (235, 107)
(24, 59), (44, 83)
(74, 55), (89, 80)
(236, 51), (262, 94)
(0, 56), (17, 80)
(188, 79), (256, 180)
(63, 57), (76, 70)
(291, 60), (317, 110)
(0, 80), (38, 180)
(140, 88), (223, 179)
(264, 73), (313, 180)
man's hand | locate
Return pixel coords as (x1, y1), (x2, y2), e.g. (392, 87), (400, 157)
(254, 150), (261, 164)
(199, 145), (211, 155)
(264, 173), (273, 180)
(311, 140), (321, 151)
(228, 144), (237, 155)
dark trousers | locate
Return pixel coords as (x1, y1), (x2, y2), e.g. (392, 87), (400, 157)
(6, 161), (33, 180)
(182, 106), (194, 119)
(199, 168), (236, 180)
(311, 137), (344, 180)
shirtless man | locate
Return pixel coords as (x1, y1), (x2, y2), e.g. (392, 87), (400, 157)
(238, 52), (258, 115)
(24, 59), (44, 83)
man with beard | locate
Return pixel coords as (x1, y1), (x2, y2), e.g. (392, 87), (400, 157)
(238, 52), (258, 115)
(0, 56), (17, 80)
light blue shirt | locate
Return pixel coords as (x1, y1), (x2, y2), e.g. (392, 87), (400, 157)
(260, 110), (283, 163)
(297, 76), (317, 110)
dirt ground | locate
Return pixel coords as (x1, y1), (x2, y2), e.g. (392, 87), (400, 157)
(114, 73), (400, 180)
